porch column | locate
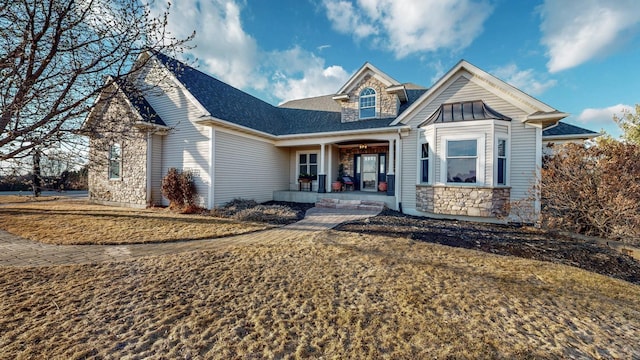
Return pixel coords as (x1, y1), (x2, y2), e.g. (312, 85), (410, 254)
(386, 139), (395, 196)
(318, 143), (327, 193)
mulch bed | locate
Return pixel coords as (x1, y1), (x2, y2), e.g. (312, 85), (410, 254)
(334, 208), (640, 285)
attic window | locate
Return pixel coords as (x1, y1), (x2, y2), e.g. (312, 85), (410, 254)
(359, 88), (376, 119)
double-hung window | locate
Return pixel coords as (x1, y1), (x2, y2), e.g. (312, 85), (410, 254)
(299, 153), (318, 179)
(446, 139), (477, 183)
(109, 144), (121, 179)
(497, 139), (507, 185)
(359, 88), (376, 119)
(420, 142), (429, 183)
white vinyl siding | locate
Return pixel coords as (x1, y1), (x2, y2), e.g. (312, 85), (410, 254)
(141, 64), (212, 207)
(150, 134), (163, 205)
(214, 130), (289, 206)
(509, 122), (537, 202)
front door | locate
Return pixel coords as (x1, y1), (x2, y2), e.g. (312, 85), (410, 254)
(361, 154), (377, 191)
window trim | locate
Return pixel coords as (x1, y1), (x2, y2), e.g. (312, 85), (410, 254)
(441, 134), (485, 186)
(419, 140), (430, 184)
(359, 87), (376, 119)
(296, 150), (319, 180)
(108, 143), (122, 180)
(495, 137), (509, 186)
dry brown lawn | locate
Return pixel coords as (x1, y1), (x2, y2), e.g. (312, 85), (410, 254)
(0, 200), (270, 244)
(1, 230), (638, 359)
(0, 194), (60, 204)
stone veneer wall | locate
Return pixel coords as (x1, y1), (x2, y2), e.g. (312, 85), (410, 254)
(87, 88), (149, 207)
(340, 74), (398, 123)
(416, 185), (510, 217)
(338, 145), (389, 177)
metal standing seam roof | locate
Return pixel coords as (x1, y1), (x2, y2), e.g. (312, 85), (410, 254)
(425, 100), (512, 125)
(152, 52), (427, 136)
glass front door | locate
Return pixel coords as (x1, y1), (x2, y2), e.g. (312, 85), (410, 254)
(361, 154), (377, 191)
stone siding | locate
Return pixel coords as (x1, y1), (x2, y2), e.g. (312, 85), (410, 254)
(416, 185), (510, 217)
(340, 74), (398, 122)
(87, 87), (149, 207)
(338, 145), (388, 176)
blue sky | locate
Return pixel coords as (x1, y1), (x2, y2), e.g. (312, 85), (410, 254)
(152, 0), (640, 138)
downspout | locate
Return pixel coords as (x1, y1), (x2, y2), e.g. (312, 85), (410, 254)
(396, 128), (403, 213)
(146, 131), (152, 205)
(208, 127), (216, 209)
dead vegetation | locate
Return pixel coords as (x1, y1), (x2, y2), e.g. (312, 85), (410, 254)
(0, 231), (639, 359)
(210, 199), (313, 225)
(336, 208), (640, 285)
(0, 200), (269, 245)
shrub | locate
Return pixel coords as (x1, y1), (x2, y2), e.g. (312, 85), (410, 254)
(161, 168), (197, 210)
(541, 142), (640, 245)
(232, 205), (299, 224)
(210, 199), (301, 224)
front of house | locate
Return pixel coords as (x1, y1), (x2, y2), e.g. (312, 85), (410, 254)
(85, 52), (593, 222)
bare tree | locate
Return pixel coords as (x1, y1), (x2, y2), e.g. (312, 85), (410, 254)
(0, 0), (193, 161)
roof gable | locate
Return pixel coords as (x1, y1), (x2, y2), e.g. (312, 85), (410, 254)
(334, 62), (402, 96)
(392, 60), (567, 126)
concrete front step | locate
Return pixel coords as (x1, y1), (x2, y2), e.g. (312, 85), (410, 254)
(315, 198), (385, 211)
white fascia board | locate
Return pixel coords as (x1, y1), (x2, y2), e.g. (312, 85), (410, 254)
(275, 126), (410, 147)
(526, 112), (570, 122)
(543, 133), (601, 141)
(386, 85), (408, 102)
(133, 121), (170, 132)
(194, 116), (277, 142)
(332, 94), (349, 101)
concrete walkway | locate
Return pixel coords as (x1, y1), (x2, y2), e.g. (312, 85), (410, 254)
(0, 207), (379, 267)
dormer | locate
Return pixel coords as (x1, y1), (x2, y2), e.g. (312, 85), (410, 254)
(332, 62), (409, 123)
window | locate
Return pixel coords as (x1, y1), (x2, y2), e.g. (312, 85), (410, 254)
(109, 144), (121, 179)
(447, 139), (477, 183)
(497, 139), (507, 185)
(298, 153), (318, 179)
(420, 142), (429, 183)
(359, 87), (376, 119)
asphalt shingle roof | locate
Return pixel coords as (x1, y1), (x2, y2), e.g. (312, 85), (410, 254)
(153, 52), (425, 136)
(543, 122), (599, 137)
(116, 79), (166, 126)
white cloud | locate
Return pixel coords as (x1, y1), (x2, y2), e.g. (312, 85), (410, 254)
(268, 47), (350, 102)
(539, 0), (640, 73)
(492, 63), (557, 96)
(322, 0), (493, 58)
(149, 0), (265, 90)
(577, 104), (633, 126)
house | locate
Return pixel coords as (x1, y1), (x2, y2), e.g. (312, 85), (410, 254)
(541, 121), (600, 155)
(85, 52), (590, 222)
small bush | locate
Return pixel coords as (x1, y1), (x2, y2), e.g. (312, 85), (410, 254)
(161, 168), (197, 210)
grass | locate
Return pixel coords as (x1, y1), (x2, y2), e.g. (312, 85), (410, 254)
(0, 200), (270, 245)
(0, 194), (60, 204)
(0, 231), (638, 358)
